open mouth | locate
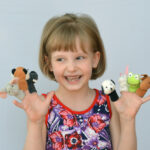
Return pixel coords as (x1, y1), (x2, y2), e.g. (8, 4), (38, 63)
(129, 84), (139, 87)
(65, 75), (82, 82)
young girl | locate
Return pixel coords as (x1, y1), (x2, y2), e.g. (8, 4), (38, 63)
(13, 13), (150, 150)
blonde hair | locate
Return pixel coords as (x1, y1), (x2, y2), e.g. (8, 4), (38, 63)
(39, 13), (106, 80)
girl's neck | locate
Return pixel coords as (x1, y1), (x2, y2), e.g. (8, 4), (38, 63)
(55, 85), (95, 109)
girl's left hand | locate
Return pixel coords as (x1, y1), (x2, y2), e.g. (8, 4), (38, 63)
(113, 92), (150, 120)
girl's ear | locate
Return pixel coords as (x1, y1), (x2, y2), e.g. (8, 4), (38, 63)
(92, 51), (100, 68)
(44, 55), (53, 72)
(49, 65), (53, 72)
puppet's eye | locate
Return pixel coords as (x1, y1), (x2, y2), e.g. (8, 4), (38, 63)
(12, 68), (16, 74)
(128, 72), (132, 77)
(135, 75), (139, 80)
(105, 86), (108, 88)
(23, 68), (28, 74)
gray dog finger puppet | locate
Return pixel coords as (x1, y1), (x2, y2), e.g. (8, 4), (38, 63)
(101, 80), (119, 102)
(0, 79), (25, 100)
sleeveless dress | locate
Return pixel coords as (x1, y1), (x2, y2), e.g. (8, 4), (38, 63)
(44, 89), (113, 150)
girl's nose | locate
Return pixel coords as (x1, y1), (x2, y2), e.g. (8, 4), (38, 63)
(66, 61), (77, 72)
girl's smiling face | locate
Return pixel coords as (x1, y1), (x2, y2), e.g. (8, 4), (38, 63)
(49, 39), (100, 92)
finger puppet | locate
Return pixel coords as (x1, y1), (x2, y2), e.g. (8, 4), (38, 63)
(27, 71), (38, 93)
(0, 67), (38, 100)
(101, 80), (119, 102)
(127, 72), (140, 92)
(118, 66), (128, 92)
(118, 75), (128, 92)
(118, 66), (141, 93)
(136, 74), (150, 97)
(0, 78), (25, 100)
(12, 67), (29, 91)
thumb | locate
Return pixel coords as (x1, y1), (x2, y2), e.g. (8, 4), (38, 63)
(120, 91), (128, 95)
(142, 95), (150, 104)
(0, 92), (7, 98)
(13, 100), (24, 109)
(45, 91), (55, 106)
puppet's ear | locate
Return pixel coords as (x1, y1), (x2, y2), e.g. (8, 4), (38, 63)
(23, 68), (28, 74)
(125, 65), (129, 75)
(111, 79), (115, 85)
(141, 74), (148, 81)
(12, 68), (16, 75)
(101, 86), (104, 95)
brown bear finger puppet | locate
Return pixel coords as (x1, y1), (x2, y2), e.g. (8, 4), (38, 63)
(12, 67), (29, 91)
(136, 74), (150, 97)
(12, 67), (38, 93)
(0, 78), (25, 100)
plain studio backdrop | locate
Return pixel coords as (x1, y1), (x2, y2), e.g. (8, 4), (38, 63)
(0, 0), (150, 149)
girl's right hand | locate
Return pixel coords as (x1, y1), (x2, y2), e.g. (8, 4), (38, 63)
(13, 91), (54, 124)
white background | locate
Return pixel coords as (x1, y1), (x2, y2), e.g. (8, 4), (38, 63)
(0, 0), (150, 149)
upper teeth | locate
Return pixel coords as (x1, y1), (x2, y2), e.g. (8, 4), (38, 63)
(66, 76), (80, 81)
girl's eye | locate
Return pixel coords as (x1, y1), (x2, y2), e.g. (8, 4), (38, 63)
(56, 58), (64, 62)
(76, 56), (85, 60)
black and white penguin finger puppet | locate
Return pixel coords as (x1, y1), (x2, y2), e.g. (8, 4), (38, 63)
(27, 71), (38, 93)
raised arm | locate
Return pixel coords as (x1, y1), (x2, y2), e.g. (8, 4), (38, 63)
(13, 91), (54, 150)
(117, 116), (137, 150)
(111, 92), (150, 150)
(23, 119), (47, 150)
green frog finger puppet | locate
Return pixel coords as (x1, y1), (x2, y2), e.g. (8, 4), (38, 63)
(127, 72), (140, 92)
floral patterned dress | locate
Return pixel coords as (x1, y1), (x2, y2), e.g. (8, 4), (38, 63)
(44, 89), (113, 150)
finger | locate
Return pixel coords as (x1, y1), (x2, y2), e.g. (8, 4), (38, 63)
(142, 95), (150, 104)
(45, 91), (55, 105)
(10, 77), (19, 84)
(120, 91), (128, 95)
(24, 90), (30, 95)
(13, 100), (24, 109)
(0, 92), (7, 98)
